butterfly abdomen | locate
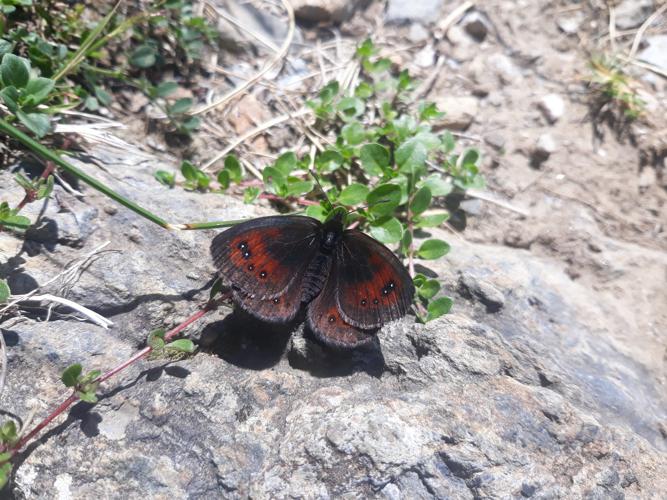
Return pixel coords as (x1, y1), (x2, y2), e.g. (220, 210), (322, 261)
(301, 252), (332, 303)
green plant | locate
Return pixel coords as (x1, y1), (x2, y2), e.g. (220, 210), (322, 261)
(61, 363), (102, 403)
(589, 56), (645, 120)
(194, 39), (484, 321)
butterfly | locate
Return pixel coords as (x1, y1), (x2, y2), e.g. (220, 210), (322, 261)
(210, 210), (415, 348)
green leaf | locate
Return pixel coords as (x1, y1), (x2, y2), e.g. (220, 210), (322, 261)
(305, 203), (328, 222)
(36, 175), (54, 199)
(415, 212), (449, 228)
(441, 131), (456, 153)
(420, 174), (453, 197)
(195, 170), (210, 190)
(180, 161), (198, 181)
(367, 183), (402, 216)
(395, 132), (439, 172)
(217, 169), (230, 189)
(1, 53), (29, 88)
(0, 279), (9, 303)
(156, 81), (179, 97)
(426, 296), (453, 321)
(418, 279), (440, 300)
(80, 369), (101, 384)
(24, 77), (55, 105)
(315, 150), (344, 173)
(165, 339), (196, 353)
(0, 86), (19, 112)
(359, 143), (390, 176)
(356, 38), (375, 58)
(417, 239), (450, 260)
(0, 451), (11, 462)
(319, 80), (339, 103)
(16, 110), (51, 138)
(419, 102), (444, 121)
(130, 44), (156, 68)
(341, 122), (365, 145)
(61, 363), (82, 387)
(338, 183), (369, 205)
(285, 178), (314, 197)
(410, 186), (432, 215)
(13, 172), (32, 191)
(169, 97), (193, 115)
(147, 329), (166, 350)
(0, 461), (12, 490)
(0, 421), (17, 443)
(461, 148), (479, 168)
(262, 166), (286, 192)
(274, 152), (297, 175)
(224, 155), (242, 182)
(155, 170), (175, 188)
(355, 81), (373, 99)
(337, 96), (364, 119)
(0, 213), (31, 229)
(369, 216), (403, 244)
(244, 186), (260, 204)
(94, 86), (112, 106)
(78, 391), (98, 403)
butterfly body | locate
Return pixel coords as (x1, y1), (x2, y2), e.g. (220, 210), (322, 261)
(211, 213), (414, 348)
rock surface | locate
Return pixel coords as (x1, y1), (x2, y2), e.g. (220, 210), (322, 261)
(2, 145), (666, 498)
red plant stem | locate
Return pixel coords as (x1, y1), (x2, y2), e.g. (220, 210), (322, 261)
(14, 161), (56, 213)
(8, 301), (218, 456)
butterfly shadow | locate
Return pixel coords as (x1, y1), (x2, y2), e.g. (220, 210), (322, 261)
(202, 309), (294, 371)
(287, 326), (386, 379)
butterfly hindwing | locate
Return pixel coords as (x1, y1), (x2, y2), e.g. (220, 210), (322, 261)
(307, 261), (377, 348)
(210, 215), (322, 300)
(335, 230), (415, 329)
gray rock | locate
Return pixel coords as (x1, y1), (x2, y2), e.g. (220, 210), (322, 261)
(2, 147), (666, 497)
(432, 96), (478, 130)
(638, 34), (667, 72)
(386, 0), (443, 23)
(487, 52), (522, 84)
(614, 0), (654, 30)
(532, 133), (557, 167)
(407, 23), (430, 43)
(556, 13), (583, 34)
(538, 93), (566, 123)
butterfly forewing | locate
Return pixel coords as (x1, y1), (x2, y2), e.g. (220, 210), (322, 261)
(210, 215), (322, 300)
(335, 231), (415, 329)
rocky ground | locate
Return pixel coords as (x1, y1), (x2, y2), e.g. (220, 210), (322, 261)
(1, 0), (666, 498)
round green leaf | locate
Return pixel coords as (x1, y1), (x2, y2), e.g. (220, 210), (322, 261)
(165, 339), (196, 353)
(418, 239), (450, 260)
(337, 96), (365, 119)
(306, 203), (328, 222)
(426, 296), (453, 321)
(16, 110), (51, 138)
(25, 77), (55, 105)
(315, 150), (344, 173)
(359, 143), (390, 175)
(420, 174), (453, 197)
(180, 161), (198, 181)
(342, 122), (365, 145)
(369, 216), (403, 244)
(217, 169), (230, 189)
(0, 279), (10, 302)
(130, 44), (157, 68)
(244, 186), (260, 204)
(262, 166), (286, 190)
(415, 212), (449, 228)
(156, 81), (179, 98)
(285, 178), (314, 197)
(367, 183), (402, 216)
(275, 152), (297, 175)
(338, 183), (369, 205)
(224, 155), (242, 182)
(418, 279), (441, 300)
(1, 53), (29, 88)
(395, 132), (439, 171)
(61, 363), (82, 387)
(169, 97), (193, 115)
(410, 186), (432, 215)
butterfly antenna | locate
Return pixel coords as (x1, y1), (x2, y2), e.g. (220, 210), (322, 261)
(347, 198), (390, 215)
(309, 169), (334, 211)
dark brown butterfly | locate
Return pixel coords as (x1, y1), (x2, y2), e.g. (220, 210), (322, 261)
(210, 211), (414, 348)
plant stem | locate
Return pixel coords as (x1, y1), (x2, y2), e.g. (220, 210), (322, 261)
(14, 161), (55, 213)
(0, 118), (244, 231)
(8, 299), (220, 457)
